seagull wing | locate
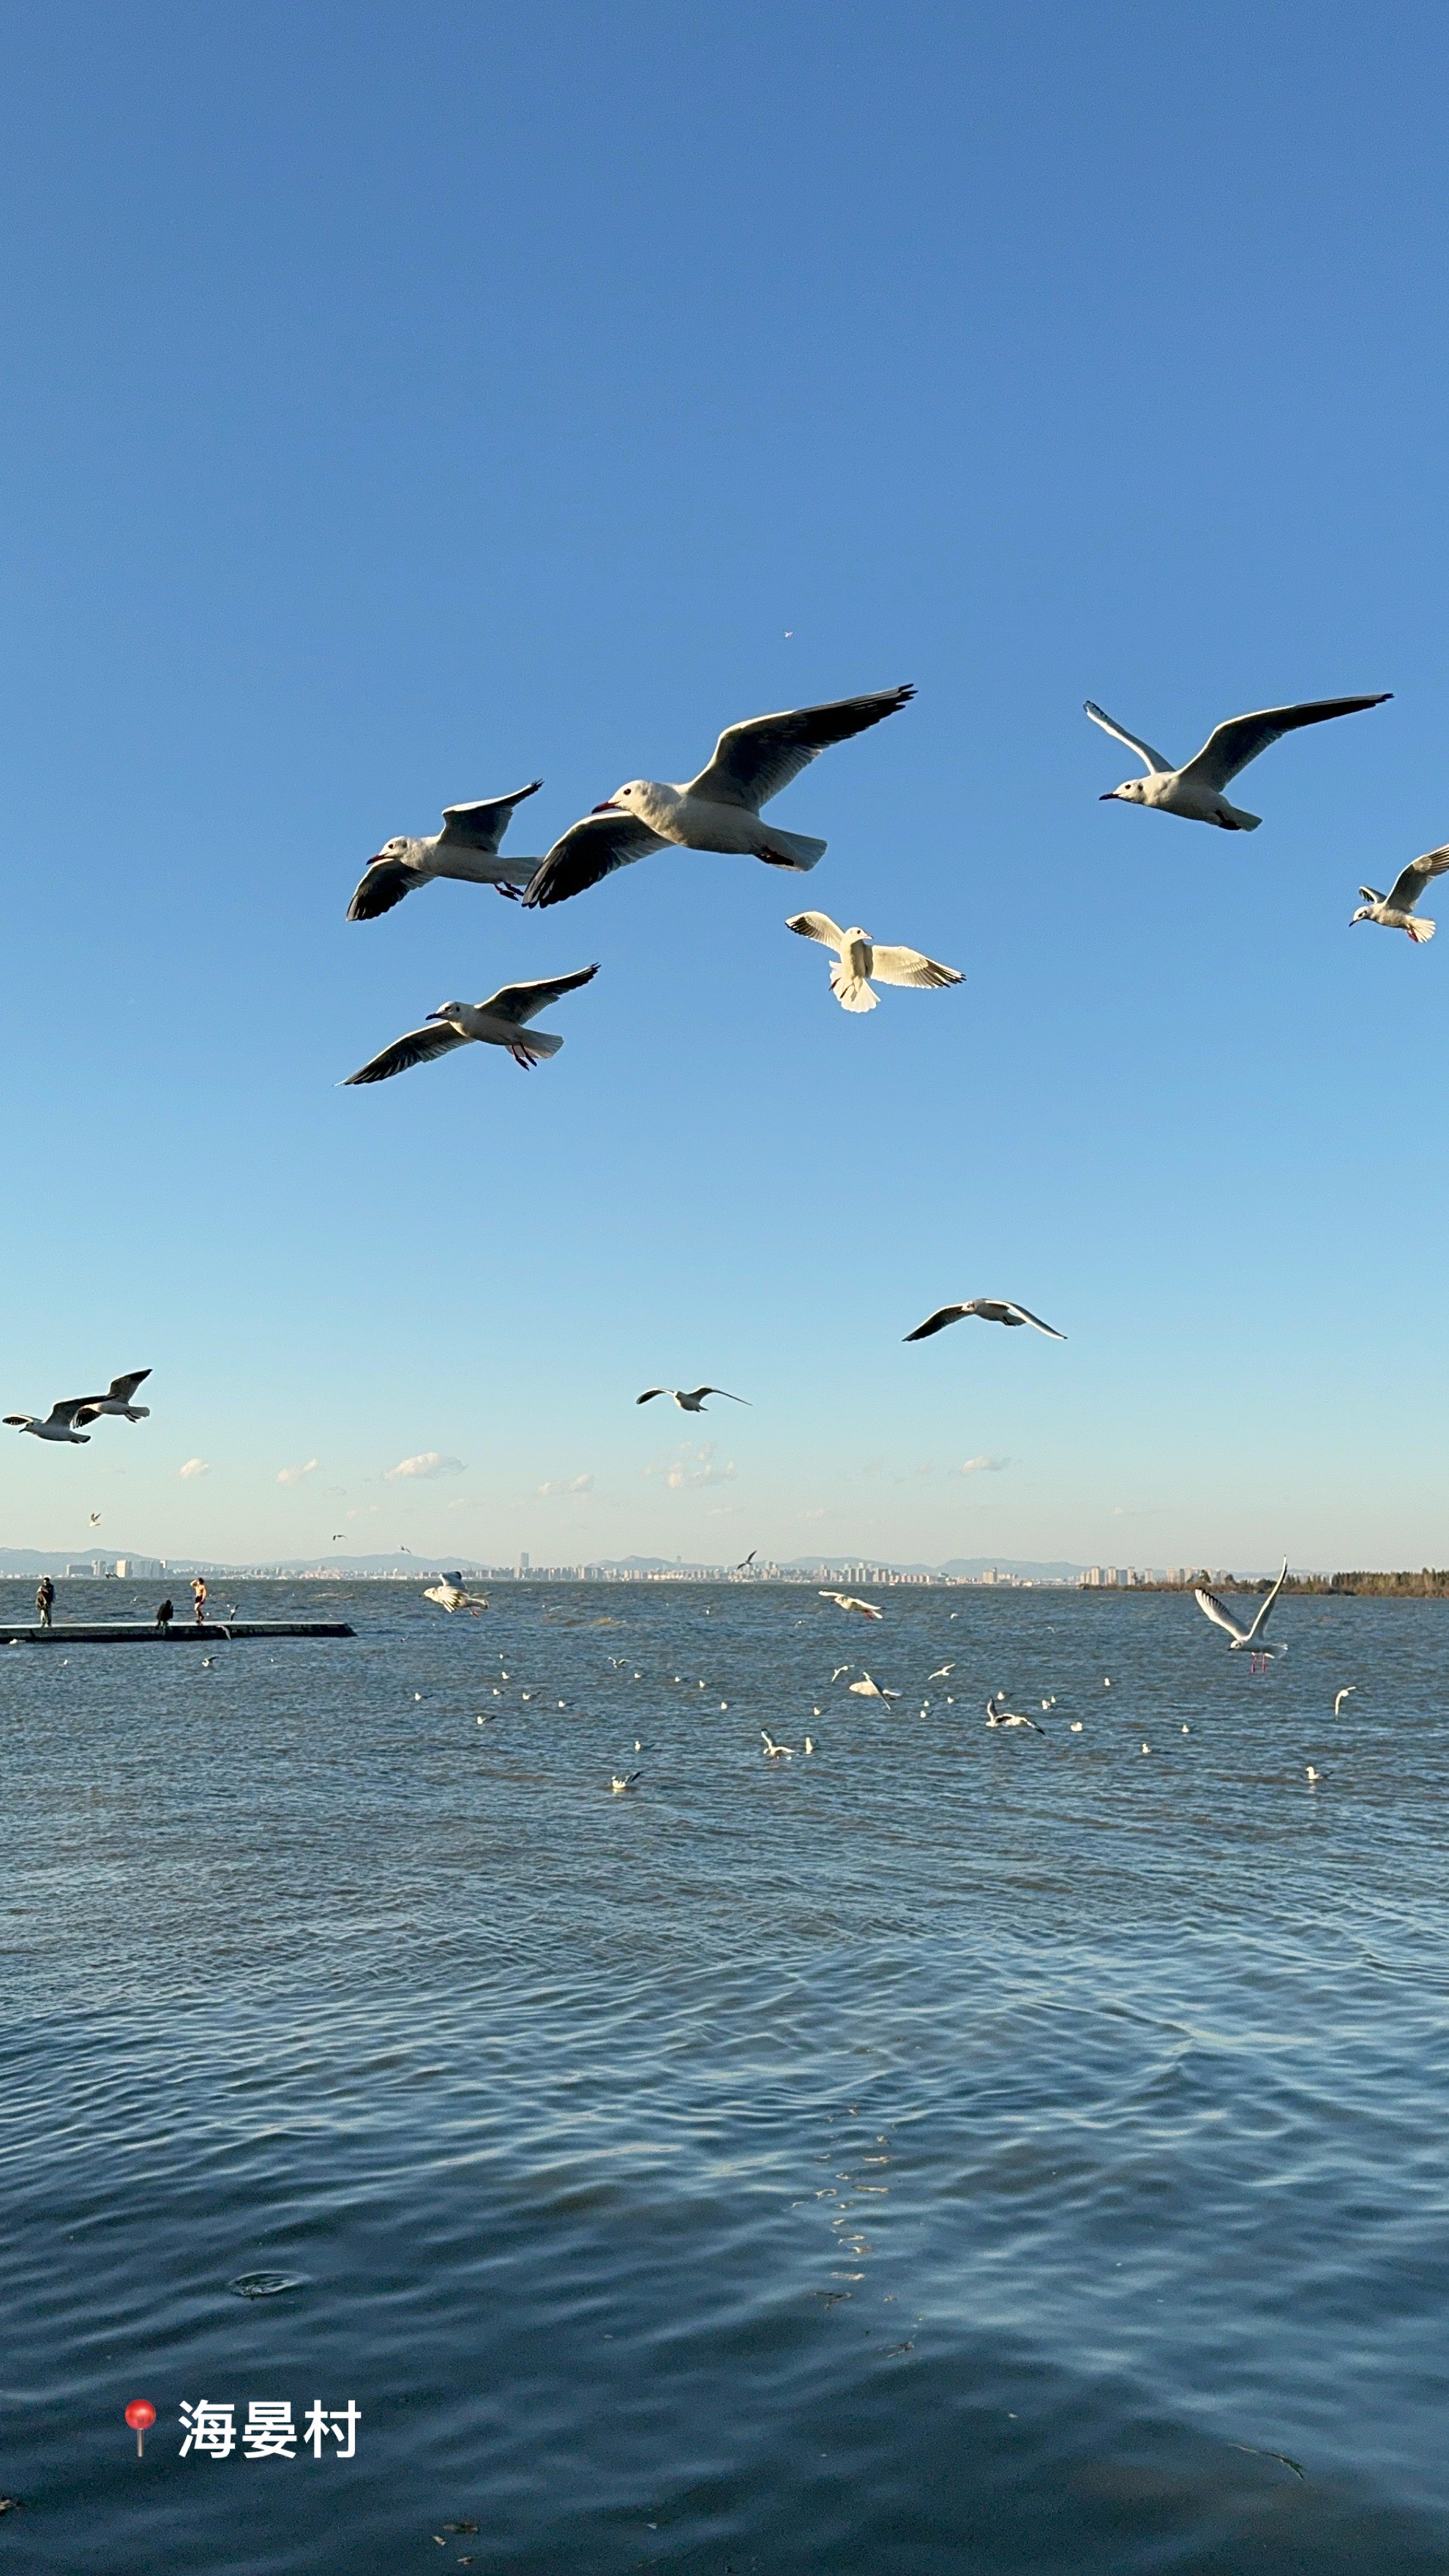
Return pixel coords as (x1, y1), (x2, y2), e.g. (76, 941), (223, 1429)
(1385, 845), (1449, 913)
(45, 1398), (94, 1428)
(636, 1389), (670, 1405)
(786, 910), (847, 951)
(522, 812), (668, 908)
(1178, 696), (1391, 791)
(1001, 1303), (1066, 1338)
(107, 1371), (151, 1403)
(904, 1305), (970, 1341)
(436, 782), (543, 853)
(1243, 1560), (1289, 1643)
(479, 965), (600, 1027)
(1194, 1586), (1250, 1644)
(688, 1388), (751, 1405)
(347, 855), (419, 921)
(686, 686), (916, 811)
(342, 1022), (470, 1085)
(868, 944), (963, 989)
(1084, 700), (1172, 775)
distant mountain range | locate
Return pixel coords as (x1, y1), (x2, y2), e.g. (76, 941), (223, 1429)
(0, 1546), (1088, 1579)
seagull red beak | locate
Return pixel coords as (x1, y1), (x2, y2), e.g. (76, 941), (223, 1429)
(591, 798), (621, 814)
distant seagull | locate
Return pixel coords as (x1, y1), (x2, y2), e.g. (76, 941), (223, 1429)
(804, 1735), (815, 1754)
(1194, 1560), (1289, 1655)
(928, 1663), (954, 1680)
(636, 1386), (749, 1413)
(343, 966), (599, 1084)
(1040, 1696), (1057, 1710)
(785, 912), (962, 1014)
(72, 1369), (151, 1422)
(849, 1673), (900, 1698)
(1350, 845), (1449, 941)
(905, 1299), (1065, 1343)
(610, 1770), (642, 1794)
(761, 1730), (794, 1759)
(985, 1695), (1041, 1730)
(4, 1399), (93, 1445)
(821, 1592), (883, 1619)
(1306, 1766), (1325, 1783)
(89, 1512), (101, 1527)
(331, 1532), (346, 1542)
(423, 1574), (487, 1614)
(831, 1666), (851, 1682)
(1086, 692), (1390, 831)
(735, 1549), (757, 1570)
(1333, 1686), (1357, 1715)
(347, 783), (544, 918)
(1068, 1720), (1084, 1732)
(521, 686), (914, 907)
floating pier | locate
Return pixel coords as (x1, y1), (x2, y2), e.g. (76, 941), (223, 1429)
(3, 1621), (355, 1647)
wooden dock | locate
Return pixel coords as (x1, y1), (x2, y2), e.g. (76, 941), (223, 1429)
(3, 1621), (356, 1646)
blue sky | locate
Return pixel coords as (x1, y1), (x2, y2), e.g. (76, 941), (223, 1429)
(0, 0), (1445, 1569)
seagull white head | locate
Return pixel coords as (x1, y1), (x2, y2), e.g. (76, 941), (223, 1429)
(372, 835), (410, 863)
(593, 784), (645, 815)
(1101, 778), (1149, 805)
(424, 1002), (465, 1022)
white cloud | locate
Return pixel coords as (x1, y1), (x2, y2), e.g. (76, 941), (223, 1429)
(538, 1473), (594, 1497)
(386, 1451), (465, 1481)
(276, 1459), (321, 1489)
(961, 1455), (1010, 1476)
(178, 1458), (209, 1481)
(647, 1441), (735, 1491)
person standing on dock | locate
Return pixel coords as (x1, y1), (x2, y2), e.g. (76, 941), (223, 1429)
(155, 1597), (173, 1633)
(192, 1577), (208, 1625)
(35, 1575), (54, 1630)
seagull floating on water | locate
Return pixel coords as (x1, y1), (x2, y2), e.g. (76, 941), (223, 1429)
(1333, 1686), (1357, 1715)
(1350, 845), (1449, 942)
(343, 967), (599, 1083)
(610, 1771), (642, 1794)
(521, 687), (914, 907)
(905, 1299), (1065, 1343)
(761, 1731), (793, 1759)
(820, 1592), (883, 1620)
(422, 1575), (488, 1615)
(348, 783), (544, 918)
(636, 1386), (749, 1413)
(785, 913), (962, 1014)
(1087, 693), (1390, 831)
(1194, 1560), (1288, 1657)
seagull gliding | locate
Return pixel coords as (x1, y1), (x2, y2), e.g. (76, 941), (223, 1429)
(348, 783), (544, 918)
(1087, 693), (1390, 831)
(1350, 845), (1449, 941)
(343, 967), (599, 1084)
(905, 1300), (1065, 1342)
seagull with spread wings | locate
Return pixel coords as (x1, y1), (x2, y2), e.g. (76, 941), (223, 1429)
(985, 1696), (1041, 1731)
(347, 783), (545, 918)
(423, 1574), (488, 1614)
(522, 686), (914, 907)
(1194, 1561), (1289, 1655)
(636, 1386), (749, 1413)
(1350, 845), (1449, 941)
(820, 1592), (883, 1620)
(1086, 693), (1390, 831)
(905, 1300), (1065, 1343)
(72, 1370), (151, 1422)
(4, 1399), (94, 1445)
(343, 966), (598, 1083)
(785, 913), (962, 1013)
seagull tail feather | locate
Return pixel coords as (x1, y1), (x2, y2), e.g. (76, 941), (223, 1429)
(830, 969), (877, 1014)
(1409, 918), (1437, 942)
(759, 827), (827, 871)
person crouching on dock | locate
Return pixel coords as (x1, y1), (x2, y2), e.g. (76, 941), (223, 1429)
(155, 1598), (173, 1633)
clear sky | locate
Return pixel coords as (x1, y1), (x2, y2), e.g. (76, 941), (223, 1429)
(1, 0), (1445, 1570)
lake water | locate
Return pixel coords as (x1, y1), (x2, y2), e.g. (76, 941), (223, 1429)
(1, 1578), (1446, 2573)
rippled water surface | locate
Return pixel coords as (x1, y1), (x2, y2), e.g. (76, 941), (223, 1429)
(1, 1578), (1447, 2573)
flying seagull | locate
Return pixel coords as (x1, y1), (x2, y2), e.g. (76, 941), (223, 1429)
(343, 966), (599, 1083)
(820, 1592), (883, 1619)
(1086, 693), (1390, 831)
(848, 1673), (900, 1698)
(1350, 845), (1449, 941)
(735, 1549), (757, 1571)
(1333, 1686), (1357, 1715)
(1194, 1560), (1289, 1654)
(905, 1300), (1065, 1343)
(422, 1574), (488, 1614)
(347, 783), (544, 919)
(985, 1695), (1041, 1730)
(785, 913), (962, 1013)
(4, 1399), (93, 1444)
(521, 686), (914, 907)
(761, 1730), (794, 1759)
(72, 1370), (151, 1422)
(636, 1386), (749, 1412)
